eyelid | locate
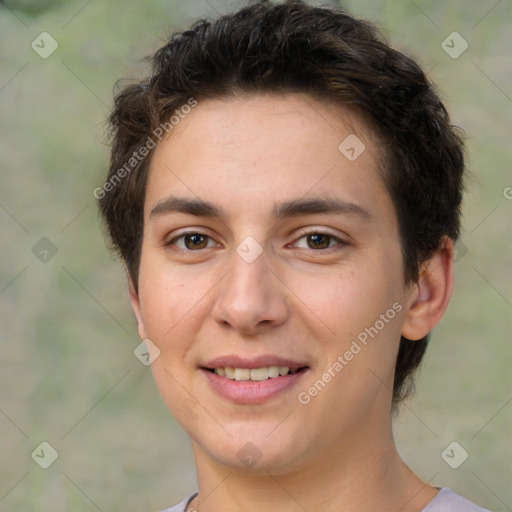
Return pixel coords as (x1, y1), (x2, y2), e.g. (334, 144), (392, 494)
(164, 229), (219, 249)
(290, 228), (348, 249)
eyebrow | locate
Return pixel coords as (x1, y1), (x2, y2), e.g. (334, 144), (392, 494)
(149, 196), (372, 222)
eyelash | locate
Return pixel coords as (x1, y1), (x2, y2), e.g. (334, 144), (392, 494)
(164, 230), (346, 252)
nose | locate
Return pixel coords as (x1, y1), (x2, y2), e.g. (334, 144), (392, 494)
(211, 247), (289, 335)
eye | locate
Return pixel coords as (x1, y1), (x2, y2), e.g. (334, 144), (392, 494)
(165, 232), (217, 250)
(293, 231), (344, 250)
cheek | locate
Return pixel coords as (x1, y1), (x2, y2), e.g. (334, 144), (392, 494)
(294, 269), (404, 401)
(287, 261), (405, 391)
(289, 264), (399, 335)
(136, 258), (212, 354)
(137, 261), (212, 424)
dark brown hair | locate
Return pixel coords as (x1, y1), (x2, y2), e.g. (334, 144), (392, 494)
(98, 0), (465, 405)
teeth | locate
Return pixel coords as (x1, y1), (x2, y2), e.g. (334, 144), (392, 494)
(250, 367), (269, 381)
(234, 368), (250, 381)
(268, 366), (280, 378)
(213, 366), (299, 381)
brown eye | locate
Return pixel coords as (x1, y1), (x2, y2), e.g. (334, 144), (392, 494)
(184, 234), (209, 250)
(306, 233), (332, 249)
(291, 231), (346, 251)
(166, 232), (216, 250)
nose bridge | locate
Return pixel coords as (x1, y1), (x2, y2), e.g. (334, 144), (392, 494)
(233, 242), (271, 293)
(212, 243), (288, 333)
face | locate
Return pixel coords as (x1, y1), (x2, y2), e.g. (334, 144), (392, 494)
(131, 93), (415, 474)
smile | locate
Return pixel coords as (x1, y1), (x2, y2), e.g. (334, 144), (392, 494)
(211, 366), (302, 381)
(202, 359), (309, 404)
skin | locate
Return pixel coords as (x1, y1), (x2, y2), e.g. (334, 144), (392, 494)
(129, 93), (454, 512)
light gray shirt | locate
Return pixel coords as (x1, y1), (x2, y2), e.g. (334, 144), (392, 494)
(161, 488), (489, 511)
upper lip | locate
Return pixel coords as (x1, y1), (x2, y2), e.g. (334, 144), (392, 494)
(202, 355), (309, 370)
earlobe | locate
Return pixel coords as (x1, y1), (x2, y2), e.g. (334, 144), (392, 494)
(401, 237), (455, 341)
(128, 276), (147, 340)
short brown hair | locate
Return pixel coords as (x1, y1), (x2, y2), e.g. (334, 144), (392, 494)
(98, 0), (465, 405)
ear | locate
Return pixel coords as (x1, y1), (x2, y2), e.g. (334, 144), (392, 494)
(401, 237), (455, 341)
(128, 276), (147, 340)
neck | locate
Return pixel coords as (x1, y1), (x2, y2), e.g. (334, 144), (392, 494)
(190, 415), (436, 512)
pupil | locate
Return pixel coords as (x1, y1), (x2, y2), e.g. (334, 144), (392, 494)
(187, 234), (205, 249)
(309, 234), (328, 249)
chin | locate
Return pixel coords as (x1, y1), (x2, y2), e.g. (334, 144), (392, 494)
(191, 420), (312, 474)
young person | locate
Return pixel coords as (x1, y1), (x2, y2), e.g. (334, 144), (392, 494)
(98, 1), (489, 510)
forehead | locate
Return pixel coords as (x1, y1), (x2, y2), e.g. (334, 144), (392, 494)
(145, 93), (394, 228)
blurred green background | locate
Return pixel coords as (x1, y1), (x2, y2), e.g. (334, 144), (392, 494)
(0, 0), (510, 510)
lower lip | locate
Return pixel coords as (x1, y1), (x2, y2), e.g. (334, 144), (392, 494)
(202, 368), (308, 404)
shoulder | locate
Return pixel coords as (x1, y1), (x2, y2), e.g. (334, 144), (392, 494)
(159, 493), (198, 512)
(422, 488), (490, 512)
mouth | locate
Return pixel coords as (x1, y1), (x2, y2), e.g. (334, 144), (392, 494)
(204, 365), (307, 381)
(200, 357), (310, 404)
